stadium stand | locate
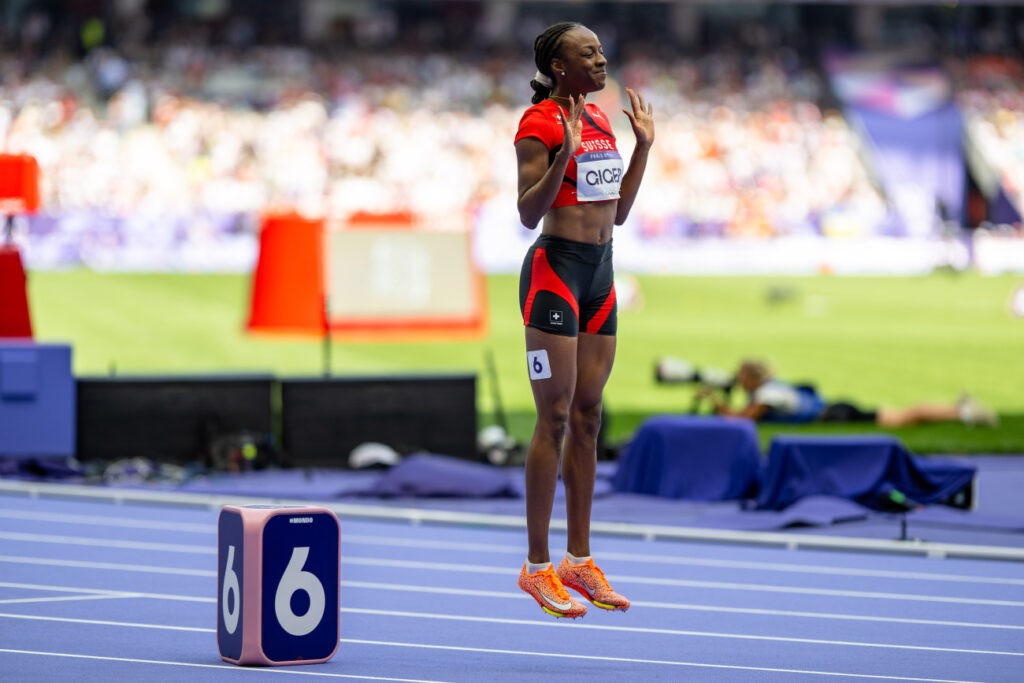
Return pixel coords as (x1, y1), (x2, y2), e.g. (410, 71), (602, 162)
(1, 3), (1020, 274)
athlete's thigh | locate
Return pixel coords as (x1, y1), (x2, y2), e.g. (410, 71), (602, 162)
(573, 332), (616, 407)
(525, 326), (578, 413)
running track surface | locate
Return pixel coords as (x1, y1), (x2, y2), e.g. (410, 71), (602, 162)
(0, 493), (1022, 682)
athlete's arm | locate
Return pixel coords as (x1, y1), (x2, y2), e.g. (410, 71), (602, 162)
(515, 96), (584, 229)
(614, 87), (654, 226)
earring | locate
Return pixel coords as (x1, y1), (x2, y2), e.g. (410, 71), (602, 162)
(561, 71), (565, 76)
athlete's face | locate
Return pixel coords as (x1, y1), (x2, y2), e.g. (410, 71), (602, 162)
(552, 27), (607, 93)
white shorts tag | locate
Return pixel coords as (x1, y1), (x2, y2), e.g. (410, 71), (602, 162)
(527, 350), (552, 380)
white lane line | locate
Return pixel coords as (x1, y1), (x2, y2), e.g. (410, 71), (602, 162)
(0, 554), (215, 576)
(338, 607), (1024, 658)
(0, 648), (446, 682)
(2, 550), (1022, 610)
(340, 534), (1024, 586)
(3, 481), (1019, 561)
(0, 509), (215, 534)
(4, 532), (1021, 607)
(0, 531), (212, 554)
(1, 599), (1021, 657)
(5, 508), (1023, 586)
(344, 557), (1024, 608)
(339, 580), (1024, 631)
(0, 616), (987, 682)
(0, 583), (211, 603)
(3, 558), (1022, 630)
(0, 612), (209, 632)
(0, 593), (139, 606)
(341, 637), (985, 683)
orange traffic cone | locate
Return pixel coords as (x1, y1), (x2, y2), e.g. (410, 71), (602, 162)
(246, 213), (326, 335)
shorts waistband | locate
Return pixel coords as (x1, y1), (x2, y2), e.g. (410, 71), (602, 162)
(533, 234), (613, 263)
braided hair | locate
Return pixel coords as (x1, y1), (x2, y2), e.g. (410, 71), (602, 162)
(529, 22), (582, 104)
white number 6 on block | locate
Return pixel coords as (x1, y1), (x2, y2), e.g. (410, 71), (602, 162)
(274, 546), (326, 636)
(222, 545), (240, 634)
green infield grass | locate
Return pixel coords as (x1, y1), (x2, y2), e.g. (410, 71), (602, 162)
(27, 269), (1024, 453)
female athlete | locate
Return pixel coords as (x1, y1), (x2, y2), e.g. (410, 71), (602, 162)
(514, 21), (654, 618)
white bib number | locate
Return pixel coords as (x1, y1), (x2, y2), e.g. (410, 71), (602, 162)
(528, 350), (552, 380)
(275, 546), (326, 636)
(576, 150), (623, 202)
(222, 545), (240, 634)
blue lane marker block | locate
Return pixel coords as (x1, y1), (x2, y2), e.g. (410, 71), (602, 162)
(217, 505), (340, 666)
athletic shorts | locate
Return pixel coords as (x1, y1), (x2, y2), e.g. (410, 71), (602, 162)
(518, 234), (616, 337)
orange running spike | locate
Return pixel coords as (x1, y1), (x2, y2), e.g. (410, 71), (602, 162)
(556, 558), (630, 611)
(517, 563), (587, 619)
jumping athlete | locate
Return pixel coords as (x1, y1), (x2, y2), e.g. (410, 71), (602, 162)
(514, 22), (654, 618)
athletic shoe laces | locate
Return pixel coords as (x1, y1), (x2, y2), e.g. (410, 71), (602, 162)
(539, 566), (571, 601)
(587, 562), (611, 590)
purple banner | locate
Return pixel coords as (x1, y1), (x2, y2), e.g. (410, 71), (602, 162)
(828, 53), (965, 235)
(849, 102), (966, 233)
(14, 212), (258, 272)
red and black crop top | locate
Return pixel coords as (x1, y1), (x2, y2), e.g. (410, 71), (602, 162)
(514, 99), (624, 208)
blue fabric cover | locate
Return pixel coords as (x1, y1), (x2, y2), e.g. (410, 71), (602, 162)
(611, 416), (762, 501)
(0, 343), (75, 458)
(364, 453), (518, 498)
(0, 457), (83, 480)
(756, 435), (975, 511)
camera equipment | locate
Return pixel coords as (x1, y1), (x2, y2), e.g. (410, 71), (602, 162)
(654, 356), (736, 414)
(655, 356), (735, 390)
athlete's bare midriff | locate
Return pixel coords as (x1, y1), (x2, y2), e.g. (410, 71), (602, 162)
(541, 201), (616, 244)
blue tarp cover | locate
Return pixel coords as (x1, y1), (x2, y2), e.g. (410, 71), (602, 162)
(612, 416), (762, 501)
(756, 435), (975, 511)
(363, 453), (520, 498)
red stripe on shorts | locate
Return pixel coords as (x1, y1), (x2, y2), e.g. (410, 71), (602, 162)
(585, 282), (616, 334)
(523, 248), (579, 325)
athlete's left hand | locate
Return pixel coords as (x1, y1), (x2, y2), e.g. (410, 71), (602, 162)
(623, 87), (654, 149)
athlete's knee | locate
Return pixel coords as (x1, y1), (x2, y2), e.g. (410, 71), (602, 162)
(569, 400), (603, 444)
(535, 403), (570, 449)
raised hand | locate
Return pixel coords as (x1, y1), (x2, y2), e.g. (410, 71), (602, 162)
(558, 94), (585, 157)
(622, 87), (654, 149)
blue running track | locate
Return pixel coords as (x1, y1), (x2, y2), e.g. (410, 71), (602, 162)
(0, 492), (1022, 682)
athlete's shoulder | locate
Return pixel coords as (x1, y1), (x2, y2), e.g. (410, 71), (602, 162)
(515, 100), (562, 146)
(518, 99), (561, 124)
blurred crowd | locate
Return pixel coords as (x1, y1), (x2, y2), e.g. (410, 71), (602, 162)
(0, 42), (522, 217)
(0, 2), (1021, 241)
(0, 41), (890, 239)
(953, 56), (1024, 225)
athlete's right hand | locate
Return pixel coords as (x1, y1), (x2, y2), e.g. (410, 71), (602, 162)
(558, 95), (585, 158)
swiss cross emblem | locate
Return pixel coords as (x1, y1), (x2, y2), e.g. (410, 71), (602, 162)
(549, 310), (563, 325)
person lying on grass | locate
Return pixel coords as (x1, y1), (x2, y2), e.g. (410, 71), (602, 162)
(656, 357), (998, 428)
